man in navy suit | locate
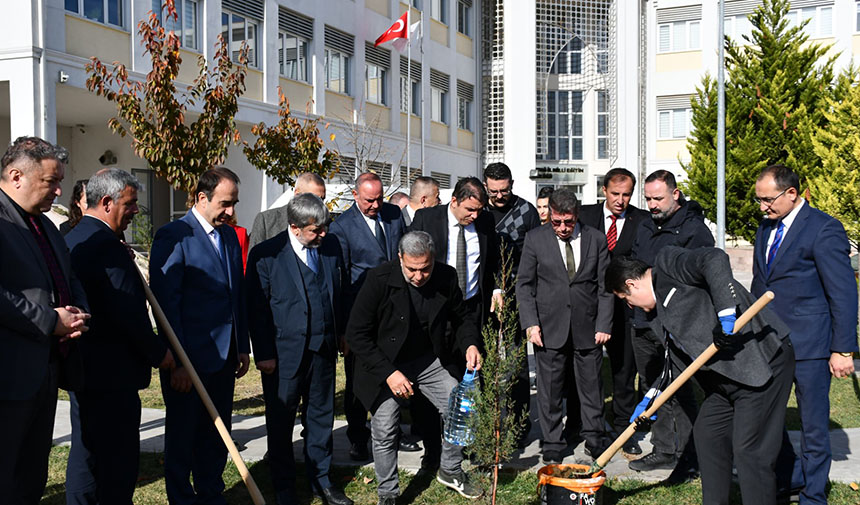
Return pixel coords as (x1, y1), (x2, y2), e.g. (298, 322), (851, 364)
(150, 167), (251, 505)
(330, 172), (407, 461)
(752, 164), (858, 505)
(247, 193), (353, 505)
(66, 168), (175, 503)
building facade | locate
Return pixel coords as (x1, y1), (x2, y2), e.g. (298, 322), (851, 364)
(0, 0), (482, 233)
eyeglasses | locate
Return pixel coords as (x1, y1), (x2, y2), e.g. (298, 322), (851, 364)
(754, 188), (788, 207)
(486, 188), (512, 196)
(550, 218), (575, 227)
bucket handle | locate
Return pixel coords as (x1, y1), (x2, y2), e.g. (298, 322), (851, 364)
(463, 368), (478, 382)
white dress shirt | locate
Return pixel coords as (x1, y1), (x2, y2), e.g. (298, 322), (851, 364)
(288, 228), (316, 269)
(360, 211), (381, 237)
(405, 205), (416, 221)
(556, 223), (582, 274)
(603, 204), (626, 238)
(446, 206), (480, 300)
(766, 199), (805, 250)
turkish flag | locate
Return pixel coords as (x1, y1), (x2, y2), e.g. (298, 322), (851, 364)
(375, 12), (409, 47)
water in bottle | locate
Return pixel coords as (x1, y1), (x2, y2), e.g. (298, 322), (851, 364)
(443, 369), (479, 446)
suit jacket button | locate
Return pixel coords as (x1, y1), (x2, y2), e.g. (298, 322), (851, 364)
(399, 316), (404, 320)
(390, 337), (396, 341)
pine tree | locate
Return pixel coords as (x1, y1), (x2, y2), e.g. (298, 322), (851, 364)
(682, 0), (835, 242)
(810, 67), (860, 249)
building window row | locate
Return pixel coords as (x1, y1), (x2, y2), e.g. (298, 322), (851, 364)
(65, 0), (124, 28)
(786, 6), (832, 38)
(539, 90), (608, 161)
(658, 19), (700, 53)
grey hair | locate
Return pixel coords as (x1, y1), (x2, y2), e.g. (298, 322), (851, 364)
(398, 231), (435, 258)
(287, 192), (329, 228)
(85, 168), (140, 207)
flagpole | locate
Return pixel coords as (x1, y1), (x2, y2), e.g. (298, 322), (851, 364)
(406, 9), (411, 188)
(419, 10), (425, 174)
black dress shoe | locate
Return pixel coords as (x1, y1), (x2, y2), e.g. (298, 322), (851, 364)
(320, 487), (354, 505)
(399, 439), (421, 452)
(541, 449), (562, 464)
(349, 442), (369, 461)
(622, 439), (643, 455)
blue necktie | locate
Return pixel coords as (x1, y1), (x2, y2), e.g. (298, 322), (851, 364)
(307, 247), (319, 274)
(766, 221), (785, 273)
(215, 229), (231, 287)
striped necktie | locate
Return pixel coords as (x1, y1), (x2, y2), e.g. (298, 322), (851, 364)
(606, 215), (618, 251)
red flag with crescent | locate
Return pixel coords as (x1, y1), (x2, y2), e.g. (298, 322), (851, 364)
(375, 12), (409, 47)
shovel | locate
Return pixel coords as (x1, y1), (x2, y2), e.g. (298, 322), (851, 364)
(587, 290), (776, 475)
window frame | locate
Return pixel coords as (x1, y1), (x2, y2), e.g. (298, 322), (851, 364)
(151, 0), (199, 50)
(458, 96), (472, 131)
(400, 76), (420, 115)
(657, 19), (701, 53)
(430, 86), (448, 124)
(596, 90), (609, 160)
(541, 90), (584, 161)
(324, 48), (351, 94)
(278, 31), (309, 82)
(221, 9), (260, 68)
(65, 0), (126, 29)
(431, 0), (447, 24)
(365, 63), (387, 106)
(658, 108), (693, 139)
(551, 37), (583, 75)
(457, 0), (471, 36)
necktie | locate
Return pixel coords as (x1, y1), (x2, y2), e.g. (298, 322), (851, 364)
(212, 229), (230, 285)
(565, 239), (576, 281)
(307, 247), (319, 274)
(375, 219), (388, 259)
(457, 224), (467, 295)
(766, 221), (785, 272)
(606, 215), (618, 251)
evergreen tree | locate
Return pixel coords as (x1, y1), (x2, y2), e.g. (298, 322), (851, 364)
(682, 0), (835, 242)
(810, 67), (860, 249)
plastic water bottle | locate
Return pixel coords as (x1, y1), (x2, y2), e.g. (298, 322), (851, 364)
(443, 369), (479, 446)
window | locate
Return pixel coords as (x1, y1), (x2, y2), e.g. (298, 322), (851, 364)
(279, 33), (308, 81)
(458, 97), (471, 130)
(151, 0), (198, 49)
(400, 77), (420, 115)
(221, 11), (259, 67)
(431, 87), (448, 123)
(657, 20), (700, 53)
(412, 0), (422, 7)
(786, 6), (832, 38)
(65, 0), (124, 27)
(457, 0), (471, 36)
(541, 90), (583, 160)
(431, 0), (447, 24)
(596, 90), (608, 159)
(325, 49), (350, 94)
(365, 63), (387, 105)
(658, 108), (692, 139)
(551, 38), (582, 74)
(724, 15), (753, 44)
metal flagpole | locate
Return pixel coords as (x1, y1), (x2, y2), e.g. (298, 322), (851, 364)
(406, 9), (411, 186)
(420, 10), (426, 173)
(717, 0), (726, 249)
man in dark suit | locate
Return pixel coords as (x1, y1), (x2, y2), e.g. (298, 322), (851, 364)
(751, 164), (858, 505)
(516, 187), (614, 464)
(401, 176), (440, 226)
(150, 167), (251, 505)
(607, 247), (795, 505)
(330, 172), (407, 461)
(249, 172), (326, 249)
(577, 168), (648, 455)
(65, 168), (175, 503)
(347, 231), (483, 505)
(247, 193), (353, 505)
(0, 136), (90, 504)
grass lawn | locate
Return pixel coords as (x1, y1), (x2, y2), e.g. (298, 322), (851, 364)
(41, 446), (859, 505)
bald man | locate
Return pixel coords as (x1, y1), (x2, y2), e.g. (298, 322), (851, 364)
(249, 173), (327, 248)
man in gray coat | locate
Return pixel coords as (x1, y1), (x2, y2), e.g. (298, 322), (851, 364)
(516, 187), (613, 464)
(606, 247), (795, 505)
(249, 172), (326, 248)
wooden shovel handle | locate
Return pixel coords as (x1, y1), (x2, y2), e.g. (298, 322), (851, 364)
(137, 267), (266, 505)
(592, 291), (775, 471)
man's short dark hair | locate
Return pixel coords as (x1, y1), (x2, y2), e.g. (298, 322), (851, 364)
(605, 256), (650, 294)
(410, 176), (439, 198)
(1, 136), (68, 177)
(452, 177), (488, 206)
(603, 168), (636, 188)
(483, 162), (512, 182)
(758, 164), (800, 192)
(195, 167), (240, 201)
(644, 170), (677, 190)
(548, 187), (580, 216)
(537, 186), (554, 200)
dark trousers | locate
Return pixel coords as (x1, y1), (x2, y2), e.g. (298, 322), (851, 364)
(536, 341), (606, 452)
(511, 327), (533, 433)
(76, 389), (142, 504)
(65, 392), (97, 505)
(694, 339), (795, 505)
(343, 351), (370, 447)
(0, 361), (58, 505)
(775, 358), (832, 505)
(605, 313), (638, 433)
(160, 360), (236, 505)
(632, 328), (697, 456)
(262, 350), (335, 500)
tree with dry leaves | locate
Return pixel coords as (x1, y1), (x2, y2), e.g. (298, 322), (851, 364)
(85, 0), (247, 193)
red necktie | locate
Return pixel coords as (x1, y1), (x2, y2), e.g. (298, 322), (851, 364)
(606, 215), (618, 251)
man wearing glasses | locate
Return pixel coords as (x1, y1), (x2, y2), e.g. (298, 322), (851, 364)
(516, 187), (614, 464)
(752, 164), (857, 505)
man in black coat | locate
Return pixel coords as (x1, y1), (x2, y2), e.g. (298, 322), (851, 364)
(606, 247), (795, 505)
(629, 169), (714, 475)
(577, 168), (649, 455)
(65, 168), (174, 503)
(247, 193), (353, 505)
(346, 231), (483, 505)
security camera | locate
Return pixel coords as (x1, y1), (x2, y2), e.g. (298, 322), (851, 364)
(58, 71), (70, 83)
